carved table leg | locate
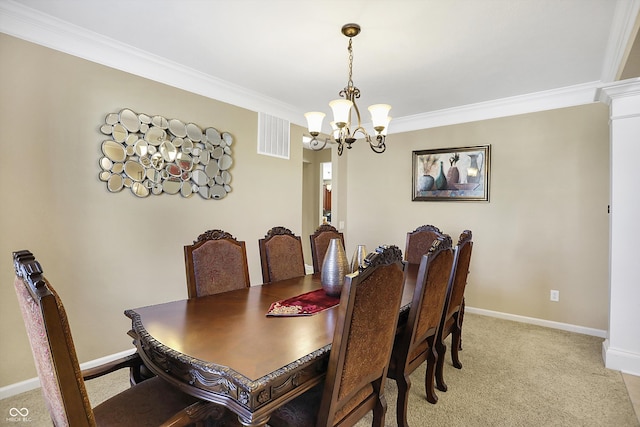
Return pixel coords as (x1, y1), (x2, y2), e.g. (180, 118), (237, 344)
(238, 414), (270, 427)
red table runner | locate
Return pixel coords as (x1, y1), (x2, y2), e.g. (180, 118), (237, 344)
(266, 288), (340, 317)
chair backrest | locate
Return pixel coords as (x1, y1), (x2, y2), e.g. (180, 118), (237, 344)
(184, 229), (250, 298)
(400, 235), (455, 369)
(443, 230), (473, 325)
(404, 224), (447, 264)
(258, 226), (306, 283)
(12, 250), (95, 427)
(310, 224), (345, 273)
(317, 245), (405, 426)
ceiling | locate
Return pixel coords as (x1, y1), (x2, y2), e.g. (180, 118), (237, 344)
(2, 0), (639, 132)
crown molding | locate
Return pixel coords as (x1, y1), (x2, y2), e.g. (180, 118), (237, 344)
(0, 0), (302, 124)
(0, 0), (627, 133)
(600, 0), (640, 82)
(388, 82), (602, 133)
(597, 77), (640, 104)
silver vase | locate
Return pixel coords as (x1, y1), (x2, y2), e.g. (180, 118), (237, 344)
(350, 245), (368, 273)
(321, 238), (349, 297)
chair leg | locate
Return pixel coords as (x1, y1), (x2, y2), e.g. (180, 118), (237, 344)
(451, 326), (463, 369)
(372, 393), (388, 427)
(425, 342), (439, 403)
(395, 373), (412, 427)
(435, 335), (448, 392)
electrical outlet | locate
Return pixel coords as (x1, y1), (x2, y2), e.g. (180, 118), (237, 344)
(550, 290), (559, 302)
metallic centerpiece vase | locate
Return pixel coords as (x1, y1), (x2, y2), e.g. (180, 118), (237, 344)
(321, 238), (349, 297)
(350, 244), (368, 273)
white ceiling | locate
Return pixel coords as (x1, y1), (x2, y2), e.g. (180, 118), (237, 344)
(1, 0), (638, 132)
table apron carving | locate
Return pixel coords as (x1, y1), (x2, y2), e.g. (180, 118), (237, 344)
(129, 320), (328, 422)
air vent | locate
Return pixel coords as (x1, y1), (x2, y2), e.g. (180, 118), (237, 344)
(257, 112), (290, 159)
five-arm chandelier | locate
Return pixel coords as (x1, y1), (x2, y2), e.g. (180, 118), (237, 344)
(305, 23), (391, 156)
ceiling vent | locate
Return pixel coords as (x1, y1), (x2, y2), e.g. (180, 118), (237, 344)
(257, 112), (290, 159)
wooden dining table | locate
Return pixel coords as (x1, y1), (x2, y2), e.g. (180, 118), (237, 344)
(125, 266), (419, 427)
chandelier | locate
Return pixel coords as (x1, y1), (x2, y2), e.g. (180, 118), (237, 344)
(305, 23), (391, 155)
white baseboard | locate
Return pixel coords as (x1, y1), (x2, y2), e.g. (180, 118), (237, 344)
(602, 339), (640, 377)
(465, 306), (608, 338)
(0, 348), (136, 400)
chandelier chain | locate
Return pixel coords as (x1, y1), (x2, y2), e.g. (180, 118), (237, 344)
(347, 38), (354, 89)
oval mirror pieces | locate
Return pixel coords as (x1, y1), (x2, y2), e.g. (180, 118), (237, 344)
(192, 170), (208, 186)
(107, 174), (123, 192)
(210, 185), (227, 199)
(169, 119), (187, 137)
(218, 154), (233, 170)
(176, 152), (193, 171)
(181, 182), (193, 198)
(102, 140), (126, 162)
(131, 182), (150, 198)
(100, 109), (233, 200)
(145, 127), (166, 146)
(112, 124), (128, 142)
(205, 161), (219, 178)
(186, 123), (202, 141)
(124, 160), (145, 182)
(222, 132), (233, 146)
(99, 157), (113, 170)
(163, 178), (181, 194)
(160, 141), (177, 162)
(120, 108), (140, 132)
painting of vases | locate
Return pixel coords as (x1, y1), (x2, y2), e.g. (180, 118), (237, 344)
(412, 145), (490, 202)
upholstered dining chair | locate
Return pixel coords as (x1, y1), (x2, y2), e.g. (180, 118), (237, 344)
(435, 230), (473, 393)
(404, 224), (446, 265)
(309, 223), (345, 273)
(12, 250), (238, 427)
(268, 245), (406, 427)
(387, 235), (455, 426)
(258, 226), (306, 283)
(184, 229), (250, 298)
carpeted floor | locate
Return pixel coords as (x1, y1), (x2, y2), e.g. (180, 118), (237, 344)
(1, 313), (638, 426)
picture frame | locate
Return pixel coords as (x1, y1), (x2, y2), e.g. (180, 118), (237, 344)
(412, 145), (490, 201)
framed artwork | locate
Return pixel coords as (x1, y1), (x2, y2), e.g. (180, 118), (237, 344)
(412, 145), (490, 201)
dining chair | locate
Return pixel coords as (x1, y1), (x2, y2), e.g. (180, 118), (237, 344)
(258, 226), (306, 283)
(184, 229), (250, 298)
(268, 245), (406, 427)
(309, 223), (345, 273)
(387, 235), (455, 426)
(11, 250), (238, 427)
(435, 229), (473, 393)
(404, 224), (447, 264)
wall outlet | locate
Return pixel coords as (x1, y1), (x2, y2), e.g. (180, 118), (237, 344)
(550, 290), (560, 302)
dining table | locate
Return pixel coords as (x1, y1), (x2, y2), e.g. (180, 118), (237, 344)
(124, 265), (419, 427)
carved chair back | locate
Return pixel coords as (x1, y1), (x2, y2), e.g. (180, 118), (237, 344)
(388, 235), (455, 423)
(404, 224), (446, 264)
(309, 224), (345, 273)
(258, 226), (306, 283)
(269, 245), (406, 427)
(13, 250), (95, 426)
(184, 229), (250, 298)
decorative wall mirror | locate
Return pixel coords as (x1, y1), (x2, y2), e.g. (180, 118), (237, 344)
(98, 108), (234, 199)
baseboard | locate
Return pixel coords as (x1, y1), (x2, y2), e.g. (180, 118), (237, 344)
(465, 306), (608, 338)
(0, 348), (136, 400)
(602, 339), (640, 377)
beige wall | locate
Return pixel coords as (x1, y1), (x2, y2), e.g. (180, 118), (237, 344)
(0, 35), (303, 386)
(0, 32), (611, 389)
(341, 103), (610, 330)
